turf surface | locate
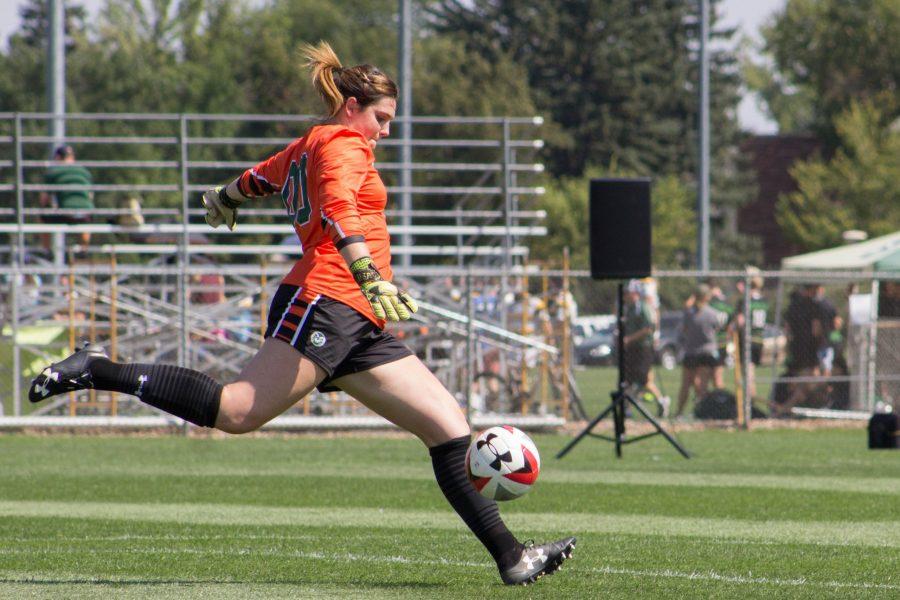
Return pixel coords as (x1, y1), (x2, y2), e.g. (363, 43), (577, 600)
(0, 428), (897, 598)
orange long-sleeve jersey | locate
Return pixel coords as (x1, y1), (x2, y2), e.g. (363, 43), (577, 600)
(237, 124), (392, 327)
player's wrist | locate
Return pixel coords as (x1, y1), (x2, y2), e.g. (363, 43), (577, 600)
(218, 186), (243, 209)
(349, 257), (383, 286)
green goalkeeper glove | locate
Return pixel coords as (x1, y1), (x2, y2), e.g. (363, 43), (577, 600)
(349, 257), (418, 321)
(201, 186), (242, 231)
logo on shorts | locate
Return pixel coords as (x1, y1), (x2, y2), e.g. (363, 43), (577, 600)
(309, 331), (327, 347)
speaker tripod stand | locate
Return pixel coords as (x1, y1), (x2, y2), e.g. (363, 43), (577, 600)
(557, 282), (690, 459)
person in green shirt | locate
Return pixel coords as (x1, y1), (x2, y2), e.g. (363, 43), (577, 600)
(39, 145), (94, 251)
(622, 280), (669, 416)
(705, 279), (734, 389)
(730, 273), (769, 400)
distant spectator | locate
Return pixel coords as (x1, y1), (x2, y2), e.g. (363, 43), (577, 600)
(813, 284), (839, 378)
(784, 285), (820, 374)
(39, 145), (94, 252)
(674, 284), (720, 418)
(879, 281), (900, 318)
(775, 284), (824, 417)
(731, 270), (769, 400)
(705, 278), (734, 389)
(622, 279), (669, 415)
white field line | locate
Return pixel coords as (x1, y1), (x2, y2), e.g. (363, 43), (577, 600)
(1, 500), (899, 548)
(7, 463), (900, 495)
(1, 548), (897, 592)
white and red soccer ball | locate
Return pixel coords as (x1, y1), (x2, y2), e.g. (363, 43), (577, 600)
(466, 425), (541, 501)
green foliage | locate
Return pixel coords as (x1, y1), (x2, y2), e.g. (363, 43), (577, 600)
(777, 98), (900, 250)
(13, 0), (88, 48)
(652, 174), (697, 270)
(427, 0), (758, 268)
(425, 0), (745, 180)
(529, 167), (696, 271)
(413, 36), (537, 118)
(749, 0), (900, 141)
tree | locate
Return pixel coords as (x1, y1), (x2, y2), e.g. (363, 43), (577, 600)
(15, 0), (88, 49)
(426, 0), (760, 268)
(425, 0), (744, 180)
(777, 98), (900, 251)
(0, 0), (89, 113)
(746, 0), (900, 143)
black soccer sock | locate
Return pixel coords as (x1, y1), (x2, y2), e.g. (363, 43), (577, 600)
(88, 359), (221, 427)
(430, 435), (523, 569)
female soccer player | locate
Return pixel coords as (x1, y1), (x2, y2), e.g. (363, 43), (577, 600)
(28, 41), (574, 585)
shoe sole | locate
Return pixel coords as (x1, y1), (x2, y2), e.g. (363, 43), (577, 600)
(512, 539), (577, 586)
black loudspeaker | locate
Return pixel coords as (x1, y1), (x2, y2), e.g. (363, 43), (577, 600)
(589, 178), (652, 280)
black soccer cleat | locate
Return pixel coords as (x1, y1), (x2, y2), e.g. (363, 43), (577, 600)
(499, 536), (576, 586)
(28, 342), (109, 403)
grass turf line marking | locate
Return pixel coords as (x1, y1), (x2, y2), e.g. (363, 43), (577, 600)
(1, 500), (899, 548)
(8, 464), (900, 495)
(2, 550), (898, 592)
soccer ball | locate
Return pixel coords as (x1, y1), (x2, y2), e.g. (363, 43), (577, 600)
(466, 426), (541, 501)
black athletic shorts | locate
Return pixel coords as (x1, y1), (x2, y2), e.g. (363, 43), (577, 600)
(623, 345), (653, 387)
(737, 335), (764, 366)
(264, 285), (413, 392)
(750, 342), (763, 366)
(683, 353), (718, 368)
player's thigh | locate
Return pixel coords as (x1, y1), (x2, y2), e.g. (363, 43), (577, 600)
(217, 337), (326, 433)
(333, 355), (469, 447)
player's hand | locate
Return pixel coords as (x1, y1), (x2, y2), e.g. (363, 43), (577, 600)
(201, 186), (241, 231)
(350, 257), (418, 321)
(360, 280), (418, 321)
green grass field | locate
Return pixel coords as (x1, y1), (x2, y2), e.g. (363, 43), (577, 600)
(1, 429), (898, 599)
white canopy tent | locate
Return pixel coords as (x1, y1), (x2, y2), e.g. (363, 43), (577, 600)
(781, 230), (900, 272)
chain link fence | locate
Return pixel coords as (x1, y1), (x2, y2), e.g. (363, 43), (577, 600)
(3, 261), (898, 427)
(566, 270), (900, 422)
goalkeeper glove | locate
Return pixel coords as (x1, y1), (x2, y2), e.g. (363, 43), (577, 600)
(201, 186), (242, 231)
(349, 257), (418, 321)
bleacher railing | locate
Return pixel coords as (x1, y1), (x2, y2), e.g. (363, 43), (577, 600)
(0, 112), (567, 428)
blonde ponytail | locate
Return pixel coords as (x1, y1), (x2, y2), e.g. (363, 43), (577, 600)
(300, 40), (399, 119)
(301, 41), (345, 117)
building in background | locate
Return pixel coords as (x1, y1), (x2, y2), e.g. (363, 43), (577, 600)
(739, 135), (821, 267)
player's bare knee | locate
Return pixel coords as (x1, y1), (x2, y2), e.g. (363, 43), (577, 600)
(215, 385), (263, 434)
(422, 414), (470, 447)
(218, 413), (263, 434)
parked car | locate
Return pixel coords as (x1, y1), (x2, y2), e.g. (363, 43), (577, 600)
(572, 314), (616, 346)
(574, 322), (617, 366)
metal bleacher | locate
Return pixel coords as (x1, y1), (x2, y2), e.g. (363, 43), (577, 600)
(0, 112), (567, 427)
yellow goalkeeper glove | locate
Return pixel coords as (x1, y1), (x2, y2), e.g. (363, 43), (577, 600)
(201, 186), (242, 231)
(349, 257), (418, 321)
